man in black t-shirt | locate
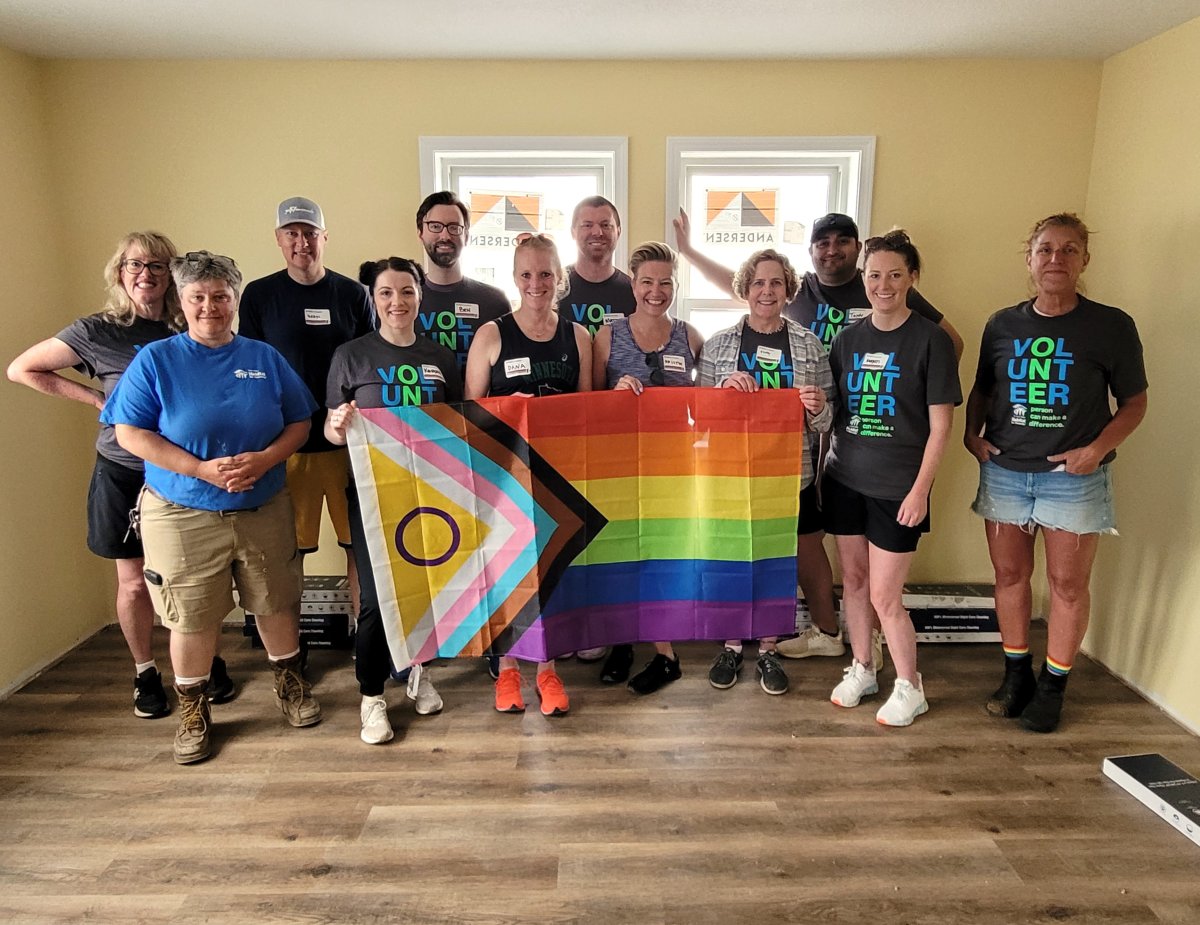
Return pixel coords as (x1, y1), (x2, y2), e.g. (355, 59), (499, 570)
(674, 210), (963, 359)
(559, 196), (636, 337)
(414, 191), (511, 377)
(239, 196), (375, 614)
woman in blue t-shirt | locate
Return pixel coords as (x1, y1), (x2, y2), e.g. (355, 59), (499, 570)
(964, 213), (1148, 734)
(325, 257), (463, 746)
(102, 251), (320, 765)
(825, 231), (961, 727)
(590, 241), (703, 694)
(465, 233), (592, 718)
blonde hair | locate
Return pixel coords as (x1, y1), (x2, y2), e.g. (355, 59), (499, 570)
(101, 231), (184, 331)
(629, 241), (677, 280)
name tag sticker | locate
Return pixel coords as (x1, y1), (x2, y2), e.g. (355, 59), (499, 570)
(860, 352), (890, 371)
(662, 354), (687, 373)
(455, 302), (479, 319)
(756, 345), (782, 365)
(504, 358), (532, 378)
(848, 308), (871, 322)
(603, 312), (622, 325)
(304, 309), (331, 325)
(421, 364), (446, 383)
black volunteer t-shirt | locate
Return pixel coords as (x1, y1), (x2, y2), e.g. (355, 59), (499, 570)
(239, 268), (375, 453)
(827, 312), (961, 500)
(973, 297), (1147, 473)
(736, 326), (795, 390)
(489, 313), (581, 397)
(558, 268), (636, 337)
(57, 313), (173, 469)
(416, 277), (511, 377)
(785, 272), (944, 353)
(326, 332), (463, 412)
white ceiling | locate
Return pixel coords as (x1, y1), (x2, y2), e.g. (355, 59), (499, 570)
(2, 0), (1199, 60)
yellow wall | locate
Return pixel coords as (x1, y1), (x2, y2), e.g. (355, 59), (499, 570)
(1081, 18), (1200, 731)
(0, 47), (112, 694)
(3, 54), (1108, 692)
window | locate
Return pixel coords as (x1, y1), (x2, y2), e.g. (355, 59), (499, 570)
(666, 137), (875, 338)
(420, 136), (628, 303)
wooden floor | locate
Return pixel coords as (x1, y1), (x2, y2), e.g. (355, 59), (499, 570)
(1, 626), (1198, 925)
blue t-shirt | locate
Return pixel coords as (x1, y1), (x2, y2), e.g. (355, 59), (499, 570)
(101, 333), (317, 511)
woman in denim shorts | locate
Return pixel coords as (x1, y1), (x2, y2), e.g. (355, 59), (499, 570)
(964, 213), (1148, 733)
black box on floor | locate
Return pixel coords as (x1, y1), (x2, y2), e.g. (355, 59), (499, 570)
(1103, 753), (1200, 848)
(243, 612), (353, 650)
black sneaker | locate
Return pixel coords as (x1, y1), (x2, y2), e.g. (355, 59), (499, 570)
(600, 644), (635, 684)
(207, 655), (236, 704)
(708, 647), (743, 689)
(628, 653), (681, 695)
(1020, 668), (1068, 733)
(985, 654), (1036, 717)
(756, 651), (789, 695)
(133, 667), (170, 719)
(485, 656), (500, 680)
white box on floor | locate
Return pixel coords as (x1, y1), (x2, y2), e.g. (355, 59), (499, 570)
(1103, 753), (1200, 848)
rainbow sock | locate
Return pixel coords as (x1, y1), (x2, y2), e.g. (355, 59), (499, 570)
(1045, 656), (1071, 677)
(1003, 644), (1030, 660)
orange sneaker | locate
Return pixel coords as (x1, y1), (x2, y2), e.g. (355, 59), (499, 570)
(536, 669), (570, 716)
(494, 668), (525, 713)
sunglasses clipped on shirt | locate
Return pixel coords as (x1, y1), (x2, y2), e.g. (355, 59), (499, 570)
(644, 351), (665, 386)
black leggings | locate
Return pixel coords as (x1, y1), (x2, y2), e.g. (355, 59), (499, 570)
(346, 484), (393, 697)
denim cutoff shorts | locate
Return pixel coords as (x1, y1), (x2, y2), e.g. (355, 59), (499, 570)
(971, 459), (1117, 535)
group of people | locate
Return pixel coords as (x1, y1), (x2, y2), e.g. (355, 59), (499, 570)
(7, 189), (1147, 764)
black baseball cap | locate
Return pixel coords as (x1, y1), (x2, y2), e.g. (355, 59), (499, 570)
(810, 213), (860, 242)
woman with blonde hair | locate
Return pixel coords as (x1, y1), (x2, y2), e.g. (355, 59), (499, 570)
(465, 233), (592, 716)
(7, 232), (234, 718)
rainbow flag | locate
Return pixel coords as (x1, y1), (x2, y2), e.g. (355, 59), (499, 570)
(349, 388), (803, 666)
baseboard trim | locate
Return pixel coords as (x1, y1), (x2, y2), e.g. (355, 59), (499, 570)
(0, 624), (106, 702)
(1084, 646), (1200, 738)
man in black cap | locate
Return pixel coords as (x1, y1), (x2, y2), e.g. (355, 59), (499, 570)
(674, 209), (962, 357)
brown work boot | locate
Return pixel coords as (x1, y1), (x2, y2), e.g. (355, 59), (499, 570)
(173, 681), (212, 765)
(271, 655), (322, 727)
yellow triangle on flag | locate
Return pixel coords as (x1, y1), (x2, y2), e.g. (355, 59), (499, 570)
(367, 444), (492, 637)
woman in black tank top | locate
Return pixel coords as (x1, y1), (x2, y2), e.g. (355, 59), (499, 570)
(464, 233), (592, 717)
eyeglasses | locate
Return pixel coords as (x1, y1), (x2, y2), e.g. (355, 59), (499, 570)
(122, 258), (169, 276)
(422, 220), (466, 236)
(644, 352), (665, 386)
(178, 251), (237, 272)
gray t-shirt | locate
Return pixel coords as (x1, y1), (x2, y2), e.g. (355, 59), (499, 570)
(827, 312), (961, 500)
(56, 313), (173, 469)
(417, 277), (511, 377)
(785, 271), (944, 353)
(326, 332), (463, 411)
(559, 268), (636, 337)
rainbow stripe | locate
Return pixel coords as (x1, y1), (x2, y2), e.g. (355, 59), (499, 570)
(352, 388), (804, 665)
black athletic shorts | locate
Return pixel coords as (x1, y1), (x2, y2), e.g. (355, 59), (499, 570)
(797, 482), (823, 536)
(820, 473), (929, 554)
(86, 454), (144, 559)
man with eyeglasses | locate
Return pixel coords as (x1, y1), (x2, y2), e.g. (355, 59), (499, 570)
(560, 195), (636, 337)
(414, 191), (511, 376)
(239, 197), (374, 614)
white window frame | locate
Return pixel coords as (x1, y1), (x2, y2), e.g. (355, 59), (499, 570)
(665, 136), (876, 323)
(419, 136), (630, 269)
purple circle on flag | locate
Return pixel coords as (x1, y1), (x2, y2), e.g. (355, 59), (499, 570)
(395, 507), (461, 567)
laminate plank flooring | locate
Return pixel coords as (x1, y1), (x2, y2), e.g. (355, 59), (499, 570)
(0, 625), (1198, 924)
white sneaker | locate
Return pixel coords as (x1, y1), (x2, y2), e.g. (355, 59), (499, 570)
(776, 625), (845, 659)
(406, 663), (443, 716)
(830, 661), (879, 708)
(576, 647), (607, 662)
(876, 675), (929, 727)
(360, 695), (393, 744)
(871, 629), (885, 673)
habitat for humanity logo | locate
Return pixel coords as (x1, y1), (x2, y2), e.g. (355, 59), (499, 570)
(283, 205), (316, 219)
(234, 369), (267, 379)
(705, 189), (779, 245)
